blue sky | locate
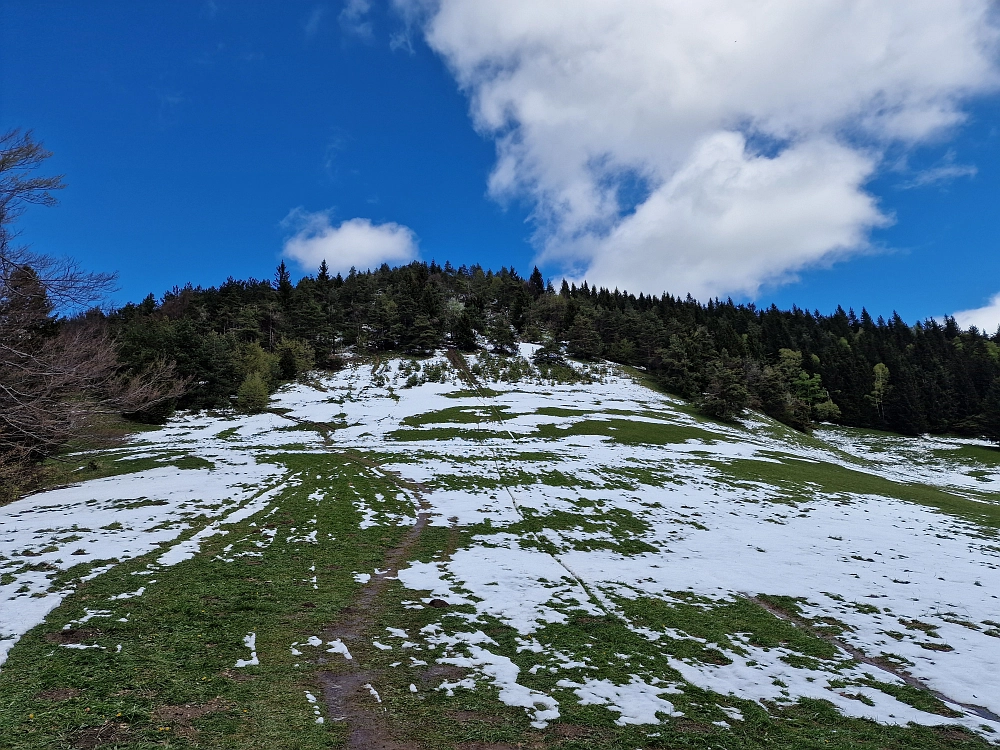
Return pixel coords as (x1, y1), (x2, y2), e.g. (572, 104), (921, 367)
(2, 1), (999, 327)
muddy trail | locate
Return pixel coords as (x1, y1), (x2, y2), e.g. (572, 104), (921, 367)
(277, 393), (443, 748)
(309, 353), (520, 748)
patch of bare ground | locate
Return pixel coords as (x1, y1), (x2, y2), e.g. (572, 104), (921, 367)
(70, 721), (130, 750)
(45, 628), (101, 644)
(220, 668), (254, 682)
(35, 687), (82, 700)
(671, 718), (718, 734)
(551, 724), (594, 739)
(319, 671), (423, 749)
(152, 696), (229, 740)
(932, 726), (983, 743)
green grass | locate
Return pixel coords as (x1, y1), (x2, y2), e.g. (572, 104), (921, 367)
(711, 455), (1000, 529)
(4, 361), (999, 749)
(400, 405), (516, 427)
(533, 417), (724, 445)
(0, 452), (406, 750)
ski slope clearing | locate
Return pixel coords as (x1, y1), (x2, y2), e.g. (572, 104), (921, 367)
(1, 350), (999, 749)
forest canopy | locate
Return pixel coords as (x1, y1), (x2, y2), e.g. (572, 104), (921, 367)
(109, 258), (1000, 442)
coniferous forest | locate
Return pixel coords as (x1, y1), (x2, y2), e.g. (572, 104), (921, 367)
(108, 259), (1000, 441)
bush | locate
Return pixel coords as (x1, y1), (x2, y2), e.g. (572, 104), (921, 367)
(236, 372), (270, 413)
(813, 399), (842, 423)
(276, 338), (315, 379)
(235, 342), (280, 388)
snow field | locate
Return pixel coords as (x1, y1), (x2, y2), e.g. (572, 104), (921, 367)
(2, 351), (999, 741)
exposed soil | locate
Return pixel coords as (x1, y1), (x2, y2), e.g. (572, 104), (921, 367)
(35, 687), (82, 701)
(551, 723), (595, 738)
(152, 696), (229, 740)
(671, 718), (719, 734)
(45, 628), (101, 644)
(70, 721), (130, 750)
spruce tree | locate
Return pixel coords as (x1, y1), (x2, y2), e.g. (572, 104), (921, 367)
(980, 378), (1000, 445)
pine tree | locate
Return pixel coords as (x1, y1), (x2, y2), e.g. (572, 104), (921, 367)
(274, 261), (293, 307)
(528, 266), (545, 298)
(980, 378), (1000, 445)
(450, 309), (477, 351)
(699, 353), (749, 422)
(566, 314), (602, 360)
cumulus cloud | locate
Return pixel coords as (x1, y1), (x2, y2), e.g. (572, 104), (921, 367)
(282, 210), (418, 274)
(399, 0), (1000, 297)
(954, 293), (1000, 333)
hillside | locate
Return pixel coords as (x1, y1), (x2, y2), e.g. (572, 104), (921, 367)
(1, 349), (999, 749)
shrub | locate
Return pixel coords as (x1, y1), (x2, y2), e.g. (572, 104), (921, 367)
(236, 372), (270, 413)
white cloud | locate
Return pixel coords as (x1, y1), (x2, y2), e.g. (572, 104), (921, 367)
(305, 6), (326, 39)
(400, 0), (1000, 298)
(282, 210), (418, 274)
(954, 293), (1000, 333)
(340, 0), (373, 40)
(899, 163), (978, 190)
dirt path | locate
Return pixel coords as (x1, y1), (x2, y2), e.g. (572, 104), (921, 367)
(273, 398), (442, 747)
(317, 503), (431, 750)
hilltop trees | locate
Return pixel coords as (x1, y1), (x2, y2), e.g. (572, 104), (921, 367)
(106, 257), (1000, 442)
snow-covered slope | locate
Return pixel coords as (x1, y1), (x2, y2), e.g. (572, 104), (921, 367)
(2, 351), (998, 739)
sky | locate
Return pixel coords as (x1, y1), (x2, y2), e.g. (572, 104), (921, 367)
(2, 1), (1000, 328)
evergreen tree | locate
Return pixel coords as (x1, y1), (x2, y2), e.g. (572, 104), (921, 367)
(486, 314), (517, 355)
(528, 266), (545, 298)
(980, 378), (1000, 445)
(699, 353), (749, 422)
(236, 372), (269, 413)
(566, 313), (602, 360)
(274, 261), (293, 307)
(450, 309), (478, 351)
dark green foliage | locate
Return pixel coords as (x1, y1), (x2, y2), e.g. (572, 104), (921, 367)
(699, 352), (749, 422)
(450, 309), (478, 351)
(566, 313), (602, 360)
(981, 378), (1000, 445)
(235, 372), (269, 413)
(106, 260), (1000, 439)
(486, 313), (517, 355)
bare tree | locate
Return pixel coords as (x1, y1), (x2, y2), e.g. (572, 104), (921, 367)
(0, 129), (184, 500)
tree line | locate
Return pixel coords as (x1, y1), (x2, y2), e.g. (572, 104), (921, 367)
(5, 128), (1000, 502)
(109, 258), (1000, 442)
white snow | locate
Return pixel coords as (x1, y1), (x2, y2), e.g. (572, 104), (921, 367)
(326, 639), (353, 660)
(555, 676), (683, 725)
(235, 632), (258, 667)
(5, 353), (1000, 739)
